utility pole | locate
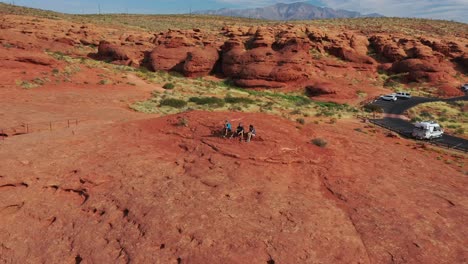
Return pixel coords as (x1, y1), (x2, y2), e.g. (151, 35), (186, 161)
(98, 3), (101, 15)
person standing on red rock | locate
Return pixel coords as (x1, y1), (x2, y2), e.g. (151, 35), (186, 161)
(247, 124), (256, 142)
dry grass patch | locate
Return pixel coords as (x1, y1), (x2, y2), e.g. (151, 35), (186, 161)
(407, 101), (467, 138)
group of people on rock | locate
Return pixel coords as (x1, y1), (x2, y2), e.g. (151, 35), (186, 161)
(223, 120), (256, 142)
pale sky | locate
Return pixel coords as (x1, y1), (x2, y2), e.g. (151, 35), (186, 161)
(1, 0), (467, 22)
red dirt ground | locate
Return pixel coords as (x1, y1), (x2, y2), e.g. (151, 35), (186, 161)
(1, 110), (467, 263)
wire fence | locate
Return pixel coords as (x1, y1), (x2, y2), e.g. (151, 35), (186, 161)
(1, 119), (79, 140)
(369, 119), (467, 153)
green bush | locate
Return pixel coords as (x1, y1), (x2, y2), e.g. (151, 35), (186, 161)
(224, 96), (255, 104)
(160, 98), (187, 108)
(312, 138), (327, 148)
(163, 83), (175, 90)
(189, 96), (225, 107)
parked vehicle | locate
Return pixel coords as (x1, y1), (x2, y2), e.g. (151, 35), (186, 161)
(380, 94), (397, 101)
(395, 92), (411, 99)
(461, 83), (468, 92)
(412, 121), (444, 140)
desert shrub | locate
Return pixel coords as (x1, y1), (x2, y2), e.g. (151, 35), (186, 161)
(189, 96), (225, 107)
(18, 81), (39, 89)
(224, 96), (255, 104)
(364, 104), (383, 113)
(316, 110), (335, 117)
(98, 79), (111, 85)
(312, 138), (327, 148)
(420, 111), (433, 119)
(163, 83), (175, 90)
(455, 128), (464, 135)
(290, 109), (302, 115)
(296, 118), (305, 125)
(16, 78), (48, 89)
(177, 117), (189, 127)
(160, 98), (187, 108)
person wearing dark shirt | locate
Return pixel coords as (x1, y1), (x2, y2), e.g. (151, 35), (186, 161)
(231, 122), (245, 141)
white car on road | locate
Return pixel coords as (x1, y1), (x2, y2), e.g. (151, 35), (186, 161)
(380, 94), (397, 101)
(461, 83), (468, 92)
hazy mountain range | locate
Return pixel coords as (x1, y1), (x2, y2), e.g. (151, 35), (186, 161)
(194, 2), (383, 20)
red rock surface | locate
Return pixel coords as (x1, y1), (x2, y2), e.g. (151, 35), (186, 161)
(1, 111), (467, 263)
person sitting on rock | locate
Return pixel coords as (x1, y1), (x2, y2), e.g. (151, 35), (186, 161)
(231, 122), (245, 141)
(247, 124), (256, 142)
(223, 120), (232, 138)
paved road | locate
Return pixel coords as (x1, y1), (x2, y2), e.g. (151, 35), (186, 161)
(372, 95), (468, 115)
(369, 95), (468, 152)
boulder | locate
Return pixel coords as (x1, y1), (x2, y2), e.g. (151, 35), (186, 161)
(149, 30), (221, 77)
(97, 40), (132, 61)
(305, 82), (338, 96)
(183, 47), (219, 77)
(222, 43), (314, 89)
(150, 45), (191, 72)
(350, 34), (369, 55)
(455, 53), (468, 71)
(327, 46), (376, 64)
(15, 55), (56, 66)
(55, 37), (77, 46)
(370, 35), (407, 62)
(391, 59), (438, 73)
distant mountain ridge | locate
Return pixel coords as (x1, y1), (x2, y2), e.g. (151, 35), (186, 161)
(194, 2), (383, 20)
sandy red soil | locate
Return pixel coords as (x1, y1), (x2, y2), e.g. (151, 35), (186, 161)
(1, 110), (466, 263)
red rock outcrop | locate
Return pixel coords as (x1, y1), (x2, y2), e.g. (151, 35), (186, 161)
(183, 48), (219, 77)
(149, 30), (220, 76)
(323, 33), (376, 64)
(369, 35), (407, 62)
(0, 13), (465, 97)
(97, 40), (141, 67)
(220, 27), (319, 89)
(98, 40), (131, 61)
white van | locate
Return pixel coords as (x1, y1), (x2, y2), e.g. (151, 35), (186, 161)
(412, 121), (444, 139)
(395, 92), (411, 99)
